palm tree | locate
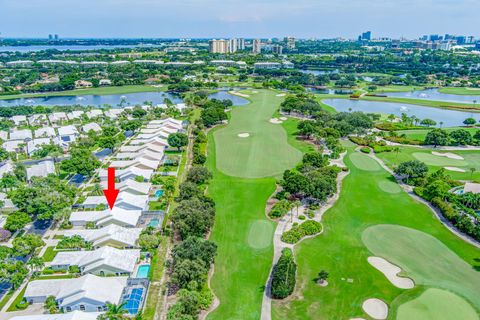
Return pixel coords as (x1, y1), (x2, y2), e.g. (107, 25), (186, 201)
(98, 302), (128, 320)
(44, 295), (59, 314)
(470, 167), (476, 180)
(439, 121), (444, 128)
(393, 147), (401, 160)
(293, 200), (302, 218)
(315, 270), (329, 284)
(27, 256), (45, 272)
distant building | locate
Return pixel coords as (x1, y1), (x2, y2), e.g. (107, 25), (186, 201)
(360, 31), (371, 41)
(229, 38), (238, 53)
(476, 41), (480, 50)
(284, 36), (296, 49)
(252, 39), (262, 54)
(254, 62), (282, 69)
(238, 38), (246, 50)
(209, 39), (229, 53)
(272, 44), (283, 54)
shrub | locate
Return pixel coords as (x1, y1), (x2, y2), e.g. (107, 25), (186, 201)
(360, 147), (370, 154)
(281, 220), (322, 244)
(15, 299), (29, 310)
(269, 200), (291, 219)
(271, 248), (296, 299)
(298, 215), (306, 220)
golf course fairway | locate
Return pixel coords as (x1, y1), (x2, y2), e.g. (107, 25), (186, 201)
(206, 90), (304, 319)
(272, 147), (480, 320)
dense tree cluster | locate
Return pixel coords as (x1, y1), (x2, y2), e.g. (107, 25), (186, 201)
(199, 99), (230, 127)
(271, 248), (297, 299)
(424, 128), (480, 146)
(8, 175), (76, 221)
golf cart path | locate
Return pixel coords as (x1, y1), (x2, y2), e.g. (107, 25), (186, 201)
(260, 150), (349, 320)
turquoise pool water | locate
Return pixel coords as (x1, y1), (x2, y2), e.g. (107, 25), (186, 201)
(155, 190), (164, 197)
(136, 265), (150, 278)
(148, 218), (159, 227)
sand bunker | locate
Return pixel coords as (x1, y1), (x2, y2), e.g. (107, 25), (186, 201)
(229, 91), (250, 98)
(279, 117), (288, 121)
(368, 257), (414, 289)
(276, 93), (286, 97)
(444, 166), (466, 172)
(251, 90), (258, 93)
(432, 152), (464, 160)
(238, 133), (250, 138)
(362, 298), (388, 320)
(269, 118), (283, 124)
(317, 280), (328, 287)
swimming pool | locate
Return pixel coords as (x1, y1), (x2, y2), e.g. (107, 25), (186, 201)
(136, 265), (150, 278)
(154, 190), (164, 197)
(148, 218), (160, 228)
(123, 287), (144, 314)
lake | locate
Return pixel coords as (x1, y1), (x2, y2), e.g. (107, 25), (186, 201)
(385, 88), (480, 104)
(299, 69), (339, 75)
(323, 99), (478, 127)
(0, 91), (249, 107)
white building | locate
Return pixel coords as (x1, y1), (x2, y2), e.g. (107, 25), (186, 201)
(11, 115), (27, 125)
(48, 112), (69, 124)
(26, 160), (56, 181)
(9, 129), (32, 141)
(69, 207), (141, 228)
(82, 123), (102, 133)
(24, 274), (128, 312)
(66, 111), (84, 120)
(27, 138), (51, 155)
(64, 225), (142, 248)
(57, 125), (79, 144)
(34, 126), (57, 138)
(10, 311), (102, 320)
(50, 246), (140, 276)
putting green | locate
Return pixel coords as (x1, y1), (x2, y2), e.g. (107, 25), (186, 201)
(362, 224), (480, 309)
(214, 90), (302, 178)
(349, 152), (381, 171)
(378, 180), (402, 194)
(412, 152), (467, 167)
(247, 220), (274, 249)
(397, 288), (478, 320)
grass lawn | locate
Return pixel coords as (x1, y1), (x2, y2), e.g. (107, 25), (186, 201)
(143, 237), (168, 320)
(363, 225), (480, 309)
(396, 288), (478, 320)
(376, 147), (480, 180)
(0, 85), (164, 100)
(213, 90), (302, 179)
(373, 85), (426, 93)
(439, 87), (480, 95)
(396, 127), (479, 141)
(272, 147), (480, 320)
(41, 246), (58, 262)
(206, 89), (312, 320)
(360, 95), (478, 111)
(7, 286), (27, 312)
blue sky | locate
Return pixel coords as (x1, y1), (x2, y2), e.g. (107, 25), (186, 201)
(1, 0), (479, 39)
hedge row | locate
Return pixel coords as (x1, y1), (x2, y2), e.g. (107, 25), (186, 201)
(281, 220), (323, 244)
(271, 248), (296, 299)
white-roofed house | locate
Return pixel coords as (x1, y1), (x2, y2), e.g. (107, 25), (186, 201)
(101, 179), (151, 195)
(104, 109), (124, 119)
(81, 192), (148, 211)
(119, 142), (165, 154)
(50, 246), (140, 276)
(0, 131), (8, 141)
(9, 311), (102, 320)
(0, 192), (17, 212)
(11, 115), (27, 126)
(9, 128), (32, 141)
(26, 160), (56, 181)
(58, 125), (79, 145)
(28, 114), (48, 126)
(86, 109), (103, 119)
(129, 137), (168, 147)
(34, 126), (57, 138)
(64, 225), (142, 248)
(48, 112), (69, 124)
(99, 167), (153, 182)
(82, 123), (102, 134)
(109, 157), (160, 171)
(69, 207), (141, 228)
(2, 140), (24, 153)
(23, 274), (128, 312)
(0, 160), (14, 177)
(27, 138), (51, 155)
(66, 111), (85, 121)
(464, 182), (480, 194)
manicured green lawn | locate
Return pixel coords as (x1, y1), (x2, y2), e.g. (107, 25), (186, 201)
(397, 127), (479, 141)
(361, 95), (478, 111)
(272, 148), (480, 320)
(207, 130), (276, 320)
(374, 85), (426, 93)
(396, 288), (478, 320)
(376, 147), (480, 180)
(439, 87), (480, 95)
(213, 90), (302, 179)
(41, 246), (58, 262)
(363, 225), (480, 309)
(0, 85), (164, 100)
(206, 89), (312, 320)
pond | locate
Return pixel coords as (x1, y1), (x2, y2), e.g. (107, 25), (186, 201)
(384, 88), (480, 104)
(323, 99), (478, 127)
(299, 69), (339, 75)
(0, 90), (249, 107)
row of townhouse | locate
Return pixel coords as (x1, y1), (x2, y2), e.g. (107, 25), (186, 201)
(19, 117), (185, 315)
(2, 123), (103, 154)
(8, 109), (117, 127)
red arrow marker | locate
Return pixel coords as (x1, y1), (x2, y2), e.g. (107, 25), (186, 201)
(103, 167), (119, 210)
